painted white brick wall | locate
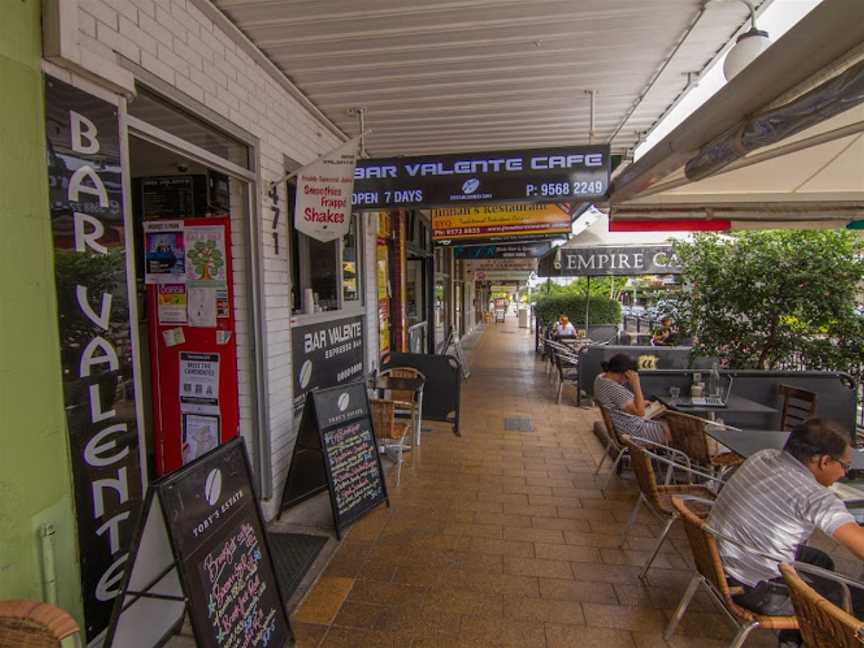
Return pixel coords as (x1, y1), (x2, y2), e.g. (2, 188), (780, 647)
(74, 0), (365, 520)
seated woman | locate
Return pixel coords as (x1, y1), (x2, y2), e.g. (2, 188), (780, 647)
(593, 353), (671, 444)
(651, 316), (677, 346)
(555, 314), (576, 338)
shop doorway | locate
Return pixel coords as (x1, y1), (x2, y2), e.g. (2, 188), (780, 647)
(127, 133), (254, 480)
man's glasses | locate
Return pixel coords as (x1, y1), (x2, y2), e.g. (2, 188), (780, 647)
(832, 456), (852, 473)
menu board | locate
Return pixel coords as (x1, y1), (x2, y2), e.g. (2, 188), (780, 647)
(157, 439), (291, 648)
(280, 382), (388, 536)
(323, 419), (385, 527)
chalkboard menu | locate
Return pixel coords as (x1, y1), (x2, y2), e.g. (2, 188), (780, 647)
(280, 382), (388, 536)
(105, 438), (292, 648)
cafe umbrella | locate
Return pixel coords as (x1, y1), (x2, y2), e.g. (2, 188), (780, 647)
(536, 211), (686, 333)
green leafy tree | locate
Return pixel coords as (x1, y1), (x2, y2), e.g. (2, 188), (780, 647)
(187, 239), (224, 281)
(668, 230), (864, 379)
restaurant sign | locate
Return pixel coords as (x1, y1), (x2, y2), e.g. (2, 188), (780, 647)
(352, 145), (610, 208)
(431, 204), (571, 243)
(45, 77), (144, 640)
(540, 245), (683, 276)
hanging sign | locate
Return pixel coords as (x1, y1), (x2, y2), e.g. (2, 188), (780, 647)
(352, 144), (610, 208)
(431, 203), (571, 243)
(538, 245), (683, 276)
(104, 438), (293, 648)
(294, 138), (360, 242)
(455, 241), (552, 259)
(44, 76), (144, 641)
(280, 383), (389, 537)
(291, 315), (365, 414)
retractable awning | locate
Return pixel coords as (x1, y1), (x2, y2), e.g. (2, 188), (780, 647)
(606, 0), (864, 229)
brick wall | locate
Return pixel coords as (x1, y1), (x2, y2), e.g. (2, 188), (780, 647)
(73, 0), (360, 519)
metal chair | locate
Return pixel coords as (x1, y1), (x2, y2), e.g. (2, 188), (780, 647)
(779, 563), (864, 647)
(665, 496), (799, 648)
(379, 367), (425, 447)
(0, 600), (82, 648)
(619, 435), (721, 579)
(778, 384), (817, 431)
(552, 345), (584, 404)
(370, 398), (411, 486)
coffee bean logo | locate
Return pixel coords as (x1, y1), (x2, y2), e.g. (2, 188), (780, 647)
(299, 359), (313, 389)
(204, 468), (222, 506)
(337, 392), (350, 411)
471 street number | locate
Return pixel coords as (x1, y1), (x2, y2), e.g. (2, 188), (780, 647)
(525, 181), (605, 197)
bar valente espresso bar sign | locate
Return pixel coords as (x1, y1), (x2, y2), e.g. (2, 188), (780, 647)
(45, 77), (144, 641)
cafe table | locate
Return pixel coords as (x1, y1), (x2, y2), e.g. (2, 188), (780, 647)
(704, 426), (864, 514)
(372, 375), (425, 446)
(659, 394), (777, 421)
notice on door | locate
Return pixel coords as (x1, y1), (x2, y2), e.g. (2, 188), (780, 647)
(179, 352), (219, 414)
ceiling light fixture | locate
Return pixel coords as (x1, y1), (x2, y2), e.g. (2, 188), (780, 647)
(721, 0), (770, 81)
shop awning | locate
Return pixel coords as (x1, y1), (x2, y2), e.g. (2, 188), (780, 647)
(606, 0), (864, 229)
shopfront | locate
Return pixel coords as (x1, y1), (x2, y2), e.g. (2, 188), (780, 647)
(39, 3), (376, 642)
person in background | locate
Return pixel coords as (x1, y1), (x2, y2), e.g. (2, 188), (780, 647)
(708, 419), (864, 647)
(593, 354), (670, 443)
(556, 314), (576, 338)
(651, 316), (677, 346)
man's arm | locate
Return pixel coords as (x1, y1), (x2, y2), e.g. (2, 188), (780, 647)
(832, 522), (864, 561)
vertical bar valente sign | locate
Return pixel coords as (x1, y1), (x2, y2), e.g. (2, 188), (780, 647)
(44, 77), (144, 641)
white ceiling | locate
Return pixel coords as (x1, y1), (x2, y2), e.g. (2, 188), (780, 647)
(212, 0), (761, 157)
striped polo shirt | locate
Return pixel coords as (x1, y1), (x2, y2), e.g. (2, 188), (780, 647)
(708, 449), (855, 587)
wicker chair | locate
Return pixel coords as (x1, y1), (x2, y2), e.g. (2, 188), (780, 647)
(665, 496), (799, 648)
(0, 600), (81, 648)
(620, 435), (720, 579)
(594, 403), (631, 491)
(379, 367), (425, 447)
(664, 410), (744, 475)
(370, 398), (410, 486)
(779, 563), (864, 647)
(778, 385), (817, 431)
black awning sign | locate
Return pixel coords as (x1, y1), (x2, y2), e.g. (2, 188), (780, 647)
(540, 245), (683, 276)
(352, 145), (610, 208)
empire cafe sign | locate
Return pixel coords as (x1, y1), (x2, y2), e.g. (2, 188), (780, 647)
(540, 245), (683, 276)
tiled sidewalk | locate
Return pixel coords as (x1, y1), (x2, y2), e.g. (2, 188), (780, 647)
(289, 319), (778, 648)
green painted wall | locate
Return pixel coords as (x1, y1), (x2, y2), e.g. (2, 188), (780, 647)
(0, 0), (84, 625)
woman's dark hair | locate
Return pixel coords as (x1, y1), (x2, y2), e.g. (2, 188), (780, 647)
(601, 354), (638, 374)
(783, 418), (849, 463)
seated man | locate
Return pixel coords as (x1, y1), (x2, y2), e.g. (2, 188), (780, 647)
(651, 316), (677, 346)
(708, 419), (864, 647)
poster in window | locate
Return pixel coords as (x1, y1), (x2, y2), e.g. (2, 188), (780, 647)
(157, 284), (187, 324)
(144, 221), (185, 284)
(188, 285), (217, 328)
(181, 413), (220, 464)
(179, 352), (219, 414)
(185, 225), (226, 285)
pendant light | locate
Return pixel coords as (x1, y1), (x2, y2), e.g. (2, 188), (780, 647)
(721, 0), (770, 81)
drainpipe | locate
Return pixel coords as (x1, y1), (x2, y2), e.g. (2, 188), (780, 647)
(40, 523), (57, 605)
(586, 90), (596, 144)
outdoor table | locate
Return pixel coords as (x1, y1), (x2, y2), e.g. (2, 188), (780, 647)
(705, 426), (864, 514)
(373, 375), (425, 446)
(704, 427), (864, 471)
(659, 394), (777, 421)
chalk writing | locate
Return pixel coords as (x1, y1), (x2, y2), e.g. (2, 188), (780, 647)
(324, 423), (384, 518)
(199, 522), (279, 648)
